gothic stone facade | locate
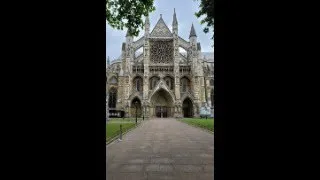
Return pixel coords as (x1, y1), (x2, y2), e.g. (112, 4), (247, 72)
(106, 11), (214, 118)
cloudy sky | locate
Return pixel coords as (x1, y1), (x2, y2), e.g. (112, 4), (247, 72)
(106, 0), (214, 62)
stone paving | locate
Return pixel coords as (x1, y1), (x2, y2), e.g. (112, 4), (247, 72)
(106, 118), (214, 180)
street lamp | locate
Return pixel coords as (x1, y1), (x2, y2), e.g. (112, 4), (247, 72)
(142, 105), (145, 121)
(135, 101), (138, 125)
(106, 79), (109, 122)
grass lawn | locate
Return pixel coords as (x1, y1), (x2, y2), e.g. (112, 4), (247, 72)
(179, 118), (214, 132)
(106, 118), (142, 142)
(107, 117), (143, 123)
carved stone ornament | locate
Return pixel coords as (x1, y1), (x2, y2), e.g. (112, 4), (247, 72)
(150, 40), (173, 64)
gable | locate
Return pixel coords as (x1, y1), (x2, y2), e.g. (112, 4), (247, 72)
(150, 17), (173, 38)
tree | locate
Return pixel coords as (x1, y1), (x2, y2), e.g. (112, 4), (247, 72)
(106, 0), (214, 41)
(194, 0), (214, 40)
(106, 0), (156, 37)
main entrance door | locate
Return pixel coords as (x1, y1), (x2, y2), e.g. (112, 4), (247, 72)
(155, 106), (168, 118)
(151, 89), (174, 118)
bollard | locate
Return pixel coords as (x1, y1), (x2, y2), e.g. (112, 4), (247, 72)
(119, 124), (122, 141)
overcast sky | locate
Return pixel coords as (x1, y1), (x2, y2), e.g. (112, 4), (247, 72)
(106, 0), (214, 62)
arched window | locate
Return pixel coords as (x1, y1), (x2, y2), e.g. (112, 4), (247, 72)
(180, 77), (190, 92)
(153, 79), (157, 89)
(133, 77), (143, 92)
(108, 88), (117, 108)
(149, 76), (160, 90)
(164, 76), (174, 90)
(136, 79), (141, 91)
(210, 79), (214, 86)
(211, 89), (214, 107)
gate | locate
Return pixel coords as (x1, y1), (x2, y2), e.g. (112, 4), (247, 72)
(151, 106), (174, 118)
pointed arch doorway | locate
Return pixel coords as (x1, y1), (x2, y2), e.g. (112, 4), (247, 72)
(183, 98), (193, 117)
(150, 89), (174, 118)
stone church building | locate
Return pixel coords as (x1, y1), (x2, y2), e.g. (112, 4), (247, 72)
(106, 10), (214, 118)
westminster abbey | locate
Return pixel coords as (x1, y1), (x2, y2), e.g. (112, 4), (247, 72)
(106, 10), (214, 118)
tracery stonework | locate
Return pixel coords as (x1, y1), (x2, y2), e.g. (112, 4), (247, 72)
(106, 13), (214, 118)
(150, 40), (173, 64)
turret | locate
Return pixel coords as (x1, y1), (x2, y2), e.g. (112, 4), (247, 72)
(189, 23), (197, 44)
(125, 30), (133, 59)
(189, 23), (199, 75)
(189, 23), (198, 58)
(145, 15), (150, 37)
(125, 30), (133, 73)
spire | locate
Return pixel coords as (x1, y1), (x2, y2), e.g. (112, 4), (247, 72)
(107, 56), (110, 65)
(172, 8), (177, 26)
(189, 23), (197, 38)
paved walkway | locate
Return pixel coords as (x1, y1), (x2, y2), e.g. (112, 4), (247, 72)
(107, 118), (214, 180)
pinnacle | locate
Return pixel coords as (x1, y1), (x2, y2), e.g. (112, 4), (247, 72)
(189, 23), (197, 38)
(173, 8), (178, 25)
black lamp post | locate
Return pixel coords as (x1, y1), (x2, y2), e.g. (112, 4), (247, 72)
(142, 105), (145, 121)
(135, 101), (138, 125)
